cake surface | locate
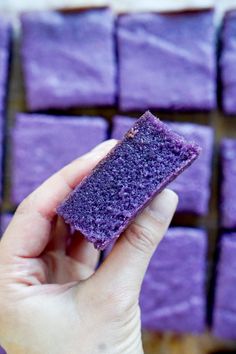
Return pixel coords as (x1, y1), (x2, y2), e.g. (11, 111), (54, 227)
(221, 139), (236, 228)
(140, 227), (207, 333)
(213, 234), (236, 339)
(21, 9), (116, 110)
(12, 114), (107, 204)
(58, 111), (201, 250)
(118, 10), (215, 111)
(112, 116), (213, 215)
(220, 11), (236, 114)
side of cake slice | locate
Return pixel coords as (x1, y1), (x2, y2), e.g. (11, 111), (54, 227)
(58, 111), (201, 250)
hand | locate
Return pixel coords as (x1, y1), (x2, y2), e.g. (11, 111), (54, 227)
(0, 140), (178, 354)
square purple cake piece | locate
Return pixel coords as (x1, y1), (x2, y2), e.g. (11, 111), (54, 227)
(12, 114), (107, 205)
(112, 116), (213, 215)
(213, 234), (236, 340)
(118, 10), (216, 111)
(140, 227), (207, 334)
(220, 11), (236, 114)
(58, 111), (201, 250)
(1, 213), (12, 235)
(21, 9), (116, 110)
(0, 18), (11, 113)
(221, 139), (236, 228)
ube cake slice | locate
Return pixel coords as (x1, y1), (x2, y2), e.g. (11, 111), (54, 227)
(140, 227), (207, 334)
(221, 139), (236, 228)
(21, 9), (116, 110)
(58, 111), (201, 250)
(117, 10), (216, 111)
(220, 11), (236, 114)
(213, 234), (236, 340)
(12, 114), (107, 204)
(112, 116), (213, 215)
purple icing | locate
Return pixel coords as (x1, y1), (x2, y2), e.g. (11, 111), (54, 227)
(12, 114), (107, 205)
(220, 11), (236, 114)
(0, 347), (6, 354)
(118, 10), (216, 111)
(112, 116), (213, 215)
(140, 227), (207, 334)
(213, 234), (236, 340)
(1, 213), (12, 235)
(21, 9), (116, 110)
(58, 111), (201, 250)
(221, 139), (236, 228)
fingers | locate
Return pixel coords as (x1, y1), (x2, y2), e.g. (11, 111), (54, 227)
(0, 140), (117, 261)
(67, 232), (100, 270)
(93, 189), (178, 296)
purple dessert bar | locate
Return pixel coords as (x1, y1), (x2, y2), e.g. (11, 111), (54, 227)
(213, 234), (236, 340)
(140, 227), (207, 334)
(220, 11), (236, 114)
(221, 139), (236, 228)
(112, 116), (213, 215)
(58, 111), (201, 250)
(117, 10), (216, 111)
(21, 9), (116, 110)
(1, 213), (12, 234)
(12, 114), (107, 204)
(0, 18), (11, 113)
(0, 347), (5, 354)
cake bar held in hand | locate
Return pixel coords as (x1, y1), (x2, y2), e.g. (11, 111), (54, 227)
(58, 111), (201, 250)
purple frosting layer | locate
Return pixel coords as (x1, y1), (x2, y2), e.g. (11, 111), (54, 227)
(221, 11), (236, 114)
(58, 111), (201, 250)
(12, 114), (107, 204)
(21, 9), (116, 110)
(112, 116), (213, 215)
(118, 11), (216, 111)
(221, 139), (236, 228)
(213, 234), (236, 340)
(1, 213), (12, 235)
(0, 347), (6, 354)
(140, 227), (207, 334)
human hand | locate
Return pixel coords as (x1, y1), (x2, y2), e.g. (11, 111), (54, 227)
(0, 140), (178, 354)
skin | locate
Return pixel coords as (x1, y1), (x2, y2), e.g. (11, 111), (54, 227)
(0, 140), (178, 354)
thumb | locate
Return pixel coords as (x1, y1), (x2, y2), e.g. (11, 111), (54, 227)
(94, 189), (178, 296)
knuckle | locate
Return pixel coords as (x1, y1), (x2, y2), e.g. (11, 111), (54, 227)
(124, 223), (156, 255)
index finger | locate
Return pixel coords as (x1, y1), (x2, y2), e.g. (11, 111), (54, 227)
(0, 140), (117, 260)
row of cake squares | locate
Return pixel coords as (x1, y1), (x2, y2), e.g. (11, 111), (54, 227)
(0, 215), (235, 340)
(7, 113), (214, 218)
(0, 8), (233, 113)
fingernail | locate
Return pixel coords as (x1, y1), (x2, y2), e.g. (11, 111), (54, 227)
(91, 139), (118, 153)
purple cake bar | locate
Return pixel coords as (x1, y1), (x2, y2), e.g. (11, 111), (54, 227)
(220, 11), (236, 114)
(58, 111), (201, 250)
(1, 213), (12, 234)
(21, 9), (116, 110)
(221, 139), (236, 228)
(0, 18), (11, 112)
(140, 227), (207, 334)
(112, 116), (213, 215)
(118, 10), (216, 111)
(213, 234), (236, 340)
(12, 114), (107, 204)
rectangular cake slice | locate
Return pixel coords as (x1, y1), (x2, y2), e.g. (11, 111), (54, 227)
(140, 227), (207, 334)
(12, 114), (107, 205)
(117, 10), (216, 111)
(221, 139), (236, 228)
(112, 116), (213, 216)
(213, 234), (236, 340)
(58, 111), (201, 250)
